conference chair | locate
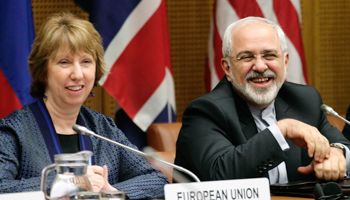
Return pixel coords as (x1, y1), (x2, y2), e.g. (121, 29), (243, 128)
(146, 122), (181, 183)
(327, 114), (346, 132)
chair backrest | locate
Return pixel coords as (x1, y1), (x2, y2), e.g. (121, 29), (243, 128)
(151, 151), (176, 183)
(146, 122), (182, 152)
(146, 122), (182, 183)
(327, 114), (346, 132)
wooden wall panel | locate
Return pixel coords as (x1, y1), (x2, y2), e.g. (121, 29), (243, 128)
(301, 0), (350, 115)
(166, 0), (213, 121)
(317, 0), (350, 114)
(31, 0), (88, 34)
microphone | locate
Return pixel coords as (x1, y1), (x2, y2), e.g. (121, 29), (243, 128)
(321, 104), (350, 125)
(313, 182), (343, 200)
(72, 124), (201, 182)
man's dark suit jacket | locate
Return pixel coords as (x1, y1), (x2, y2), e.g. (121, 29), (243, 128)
(175, 78), (350, 182)
(342, 105), (350, 141)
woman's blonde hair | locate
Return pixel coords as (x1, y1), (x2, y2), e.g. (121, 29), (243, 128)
(28, 12), (107, 98)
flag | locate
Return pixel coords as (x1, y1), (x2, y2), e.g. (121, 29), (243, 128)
(74, 0), (176, 149)
(0, 0), (35, 119)
(205, 0), (308, 92)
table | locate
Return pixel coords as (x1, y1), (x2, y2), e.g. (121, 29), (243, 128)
(152, 198), (312, 200)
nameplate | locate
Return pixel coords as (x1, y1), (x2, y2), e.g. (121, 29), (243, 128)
(164, 177), (270, 200)
(0, 191), (45, 200)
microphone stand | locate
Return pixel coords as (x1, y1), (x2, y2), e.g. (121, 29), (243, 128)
(73, 124), (201, 182)
(336, 115), (350, 126)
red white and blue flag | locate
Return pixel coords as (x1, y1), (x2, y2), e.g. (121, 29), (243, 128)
(0, 0), (35, 119)
(75, 0), (176, 148)
(206, 0), (308, 92)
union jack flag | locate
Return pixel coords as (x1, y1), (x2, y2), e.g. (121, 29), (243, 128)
(75, 0), (176, 149)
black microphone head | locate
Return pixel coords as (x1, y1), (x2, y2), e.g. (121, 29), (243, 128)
(322, 182), (342, 196)
(314, 182), (343, 200)
(313, 183), (324, 199)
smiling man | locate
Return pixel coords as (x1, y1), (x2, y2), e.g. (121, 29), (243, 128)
(175, 17), (350, 184)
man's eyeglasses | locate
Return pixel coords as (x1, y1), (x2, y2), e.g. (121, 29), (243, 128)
(229, 51), (282, 62)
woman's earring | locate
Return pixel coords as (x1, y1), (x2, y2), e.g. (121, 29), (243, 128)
(43, 93), (47, 98)
(90, 91), (95, 97)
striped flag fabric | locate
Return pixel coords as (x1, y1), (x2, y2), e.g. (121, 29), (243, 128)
(0, 0), (35, 119)
(74, 0), (176, 148)
(206, 0), (308, 92)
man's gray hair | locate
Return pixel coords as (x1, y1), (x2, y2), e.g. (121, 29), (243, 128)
(222, 17), (288, 59)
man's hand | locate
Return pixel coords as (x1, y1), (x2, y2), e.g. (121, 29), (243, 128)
(276, 119), (330, 162)
(87, 165), (117, 192)
(297, 147), (346, 180)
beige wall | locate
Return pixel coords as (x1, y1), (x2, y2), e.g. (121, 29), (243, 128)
(31, 0), (350, 122)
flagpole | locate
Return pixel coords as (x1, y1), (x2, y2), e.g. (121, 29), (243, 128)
(167, 102), (172, 123)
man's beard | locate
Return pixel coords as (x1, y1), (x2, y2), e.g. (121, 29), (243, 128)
(229, 69), (286, 106)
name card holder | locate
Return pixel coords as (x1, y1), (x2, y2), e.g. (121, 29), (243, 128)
(0, 191), (45, 200)
(165, 177), (270, 200)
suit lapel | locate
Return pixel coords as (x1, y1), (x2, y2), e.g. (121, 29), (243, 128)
(238, 107), (259, 140)
(232, 89), (259, 140)
(216, 78), (258, 140)
(275, 95), (302, 182)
